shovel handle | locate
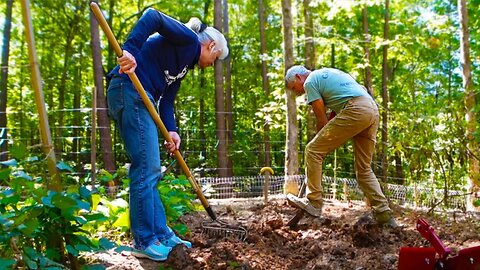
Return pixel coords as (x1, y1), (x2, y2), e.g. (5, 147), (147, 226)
(90, 2), (216, 221)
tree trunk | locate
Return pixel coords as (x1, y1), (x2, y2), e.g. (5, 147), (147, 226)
(394, 153), (404, 185)
(380, 0), (390, 183)
(214, 0), (228, 177)
(258, 0), (271, 168)
(362, 5), (373, 96)
(0, 0), (13, 161)
(90, 0), (117, 176)
(72, 47), (82, 169)
(303, 0), (316, 143)
(458, 0), (479, 210)
(223, 0), (233, 176)
(282, 0), (299, 194)
(198, 1), (211, 174)
(199, 71), (207, 166)
(57, 3), (85, 155)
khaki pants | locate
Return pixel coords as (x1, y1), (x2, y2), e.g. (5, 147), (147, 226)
(305, 95), (391, 214)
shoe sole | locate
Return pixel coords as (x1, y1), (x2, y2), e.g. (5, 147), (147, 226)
(286, 194), (321, 217)
(131, 251), (168, 262)
(162, 240), (192, 249)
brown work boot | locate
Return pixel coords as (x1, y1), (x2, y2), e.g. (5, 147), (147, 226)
(286, 194), (322, 217)
(374, 210), (398, 228)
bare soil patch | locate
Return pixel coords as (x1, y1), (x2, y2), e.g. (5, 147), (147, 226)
(86, 198), (480, 270)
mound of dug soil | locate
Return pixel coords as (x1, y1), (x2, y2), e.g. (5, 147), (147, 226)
(88, 198), (480, 270)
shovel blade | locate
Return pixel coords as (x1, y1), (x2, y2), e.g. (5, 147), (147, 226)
(398, 247), (436, 270)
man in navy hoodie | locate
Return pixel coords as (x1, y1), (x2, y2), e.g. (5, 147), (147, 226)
(107, 8), (228, 261)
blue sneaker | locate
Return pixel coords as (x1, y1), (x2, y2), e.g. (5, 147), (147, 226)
(161, 234), (192, 248)
(131, 241), (172, 261)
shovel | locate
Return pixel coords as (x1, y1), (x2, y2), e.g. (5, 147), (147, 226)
(90, 2), (247, 241)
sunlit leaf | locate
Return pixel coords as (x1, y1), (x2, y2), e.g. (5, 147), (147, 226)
(56, 161), (74, 172)
(52, 193), (77, 211)
(0, 159), (17, 167)
(0, 168), (11, 180)
(20, 218), (40, 236)
(91, 194), (101, 210)
(79, 186), (92, 199)
(66, 245), (79, 256)
(9, 144), (27, 160)
(112, 211), (130, 228)
(99, 238), (116, 250)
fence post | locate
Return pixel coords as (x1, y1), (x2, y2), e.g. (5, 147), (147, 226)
(333, 149), (337, 199)
(91, 87), (97, 187)
(260, 167), (274, 204)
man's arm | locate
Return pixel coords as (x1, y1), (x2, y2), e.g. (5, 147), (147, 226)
(158, 82), (180, 132)
(122, 8), (198, 58)
(310, 99), (328, 132)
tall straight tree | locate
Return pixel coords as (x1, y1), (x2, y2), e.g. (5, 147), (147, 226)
(198, 0), (211, 165)
(258, 0), (271, 167)
(89, 0), (117, 176)
(72, 45), (82, 166)
(282, 0), (299, 194)
(362, 4), (373, 96)
(223, 0), (233, 176)
(214, 0), (228, 177)
(458, 0), (479, 210)
(380, 0), (390, 183)
(56, 2), (86, 154)
(0, 0), (13, 161)
(303, 0), (316, 142)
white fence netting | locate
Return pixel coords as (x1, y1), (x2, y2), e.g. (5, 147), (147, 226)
(198, 175), (467, 211)
(0, 174), (466, 211)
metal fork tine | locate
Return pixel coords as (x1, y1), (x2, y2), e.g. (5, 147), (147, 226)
(201, 219), (248, 241)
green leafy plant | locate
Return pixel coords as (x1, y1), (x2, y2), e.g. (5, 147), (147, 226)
(0, 157), (115, 269)
(474, 199), (480, 207)
(93, 171), (197, 236)
(159, 175), (197, 235)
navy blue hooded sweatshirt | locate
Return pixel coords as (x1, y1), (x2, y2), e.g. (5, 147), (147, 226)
(108, 8), (201, 131)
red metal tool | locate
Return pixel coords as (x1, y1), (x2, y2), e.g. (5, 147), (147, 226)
(398, 218), (480, 270)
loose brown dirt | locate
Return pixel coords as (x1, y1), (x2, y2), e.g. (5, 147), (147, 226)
(87, 198), (480, 270)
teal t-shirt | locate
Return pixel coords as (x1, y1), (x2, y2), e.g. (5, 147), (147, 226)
(304, 68), (370, 113)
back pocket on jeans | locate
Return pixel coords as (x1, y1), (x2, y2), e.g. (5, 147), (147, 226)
(106, 82), (125, 123)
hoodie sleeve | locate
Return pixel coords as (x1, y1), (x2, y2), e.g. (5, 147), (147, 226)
(122, 8), (198, 58)
(158, 82), (180, 132)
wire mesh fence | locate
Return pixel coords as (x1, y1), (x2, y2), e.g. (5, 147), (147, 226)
(0, 173), (467, 211)
(198, 174), (467, 211)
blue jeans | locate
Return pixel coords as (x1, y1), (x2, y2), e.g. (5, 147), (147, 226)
(107, 76), (174, 249)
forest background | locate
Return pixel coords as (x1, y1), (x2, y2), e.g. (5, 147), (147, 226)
(0, 0), (479, 206)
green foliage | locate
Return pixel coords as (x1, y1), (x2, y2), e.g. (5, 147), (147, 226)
(474, 199), (480, 208)
(0, 159), (117, 269)
(159, 175), (197, 235)
(0, 151), (198, 269)
(93, 172), (197, 236)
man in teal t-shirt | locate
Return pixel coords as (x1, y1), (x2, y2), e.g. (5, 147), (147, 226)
(284, 65), (397, 228)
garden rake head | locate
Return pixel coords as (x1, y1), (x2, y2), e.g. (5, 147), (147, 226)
(201, 218), (248, 241)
